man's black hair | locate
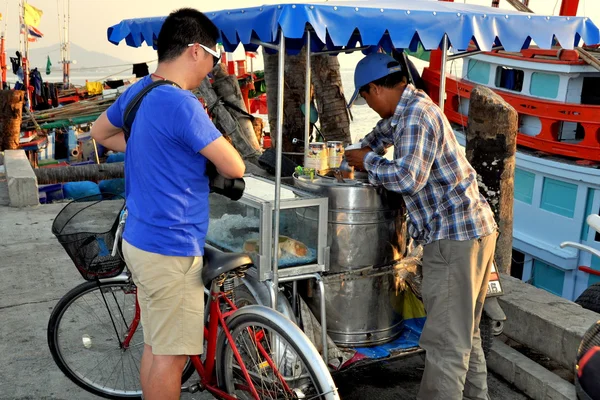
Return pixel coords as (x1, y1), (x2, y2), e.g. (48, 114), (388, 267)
(157, 8), (220, 63)
(359, 61), (408, 94)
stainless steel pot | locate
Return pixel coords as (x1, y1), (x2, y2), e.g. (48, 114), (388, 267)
(293, 174), (404, 273)
(305, 266), (404, 347)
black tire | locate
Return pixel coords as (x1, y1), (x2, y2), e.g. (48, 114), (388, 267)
(480, 314), (494, 359)
(47, 280), (195, 399)
(234, 284), (259, 307)
(216, 307), (336, 399)
(575, 283), (600, 313)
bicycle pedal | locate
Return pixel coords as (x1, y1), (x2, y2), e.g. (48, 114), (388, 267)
(181, 383), (202, 394)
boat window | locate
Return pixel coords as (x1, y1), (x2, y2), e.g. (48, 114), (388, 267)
(466, 60), (490, 84)
(590, 257), (600, 286)
(514, 168), (535, 204)
(581, 77), (600, 105)
(532, 259), (564, 296)
(530, 72), (560, 99)
(511, 250), (525, 280)
(581, 189), (596, 241)
(495, 66), (524, 92)
(540, 177), (578, 218)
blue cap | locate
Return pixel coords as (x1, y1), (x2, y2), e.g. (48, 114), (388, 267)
(348, 53), (403, 108)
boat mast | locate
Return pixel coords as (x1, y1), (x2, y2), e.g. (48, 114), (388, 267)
(1, 2), (7, 89)
(559, 0), (579, 16)
(60, 0), (71, 88)
(21, 0), (30, 106)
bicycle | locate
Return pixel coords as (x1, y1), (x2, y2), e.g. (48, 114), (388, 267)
(47, 194), (340, 399)
(560, 213), (600, 400)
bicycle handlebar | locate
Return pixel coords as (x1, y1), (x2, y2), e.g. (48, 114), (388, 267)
(558, 214), (600, 258)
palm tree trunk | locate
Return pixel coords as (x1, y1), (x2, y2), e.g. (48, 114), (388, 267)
(0, 90), (25, 150)
(263, 47), (311, 155)
(311, 55), (352, 144)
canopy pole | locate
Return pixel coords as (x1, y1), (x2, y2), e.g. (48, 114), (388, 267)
(311, 45), (371, 56)
(304, 30), (311, 157)
(270, 29), (286, 308)
(439, 34), (449, 112)
(448, 45), (504, 61)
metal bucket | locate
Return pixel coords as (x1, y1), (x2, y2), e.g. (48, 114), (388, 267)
(293, 174), (404, 273)
(304, 266), (404, 347)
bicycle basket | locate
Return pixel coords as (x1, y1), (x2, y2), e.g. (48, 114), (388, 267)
(52, 193), (126, 281)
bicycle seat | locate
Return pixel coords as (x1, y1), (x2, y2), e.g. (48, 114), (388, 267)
(202, 246), (253, 286)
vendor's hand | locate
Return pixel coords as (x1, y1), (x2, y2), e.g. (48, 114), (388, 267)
(345, 147), (373, 171)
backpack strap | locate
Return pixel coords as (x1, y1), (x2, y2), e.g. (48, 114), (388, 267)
(122, 79), (180, 143)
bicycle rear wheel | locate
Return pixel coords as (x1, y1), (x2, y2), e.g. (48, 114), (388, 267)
(47, 280), (195, 399)
(216, 305), (339, 400)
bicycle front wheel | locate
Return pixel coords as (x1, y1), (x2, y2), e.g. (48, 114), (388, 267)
(47, 280), (195, 399)
(216, 305), (339, 400)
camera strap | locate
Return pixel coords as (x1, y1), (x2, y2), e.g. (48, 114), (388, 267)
(122, 79), (181, 143)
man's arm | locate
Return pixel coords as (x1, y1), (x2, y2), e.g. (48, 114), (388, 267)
(363, 123), (438, 195)
(200, 137), (245, 179)
(360, 118), (394, 156)
(90, 112), (126, 152)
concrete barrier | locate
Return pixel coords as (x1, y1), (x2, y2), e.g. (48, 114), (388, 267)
(498, 274), (599, 369)
(4, 150), (38, 207)
(488, 339), (576, 400)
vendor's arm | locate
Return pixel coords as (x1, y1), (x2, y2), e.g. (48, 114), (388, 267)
(361, 118), (395, 156)
(90, 112), (126, 153)
(364, 123), (437, 195)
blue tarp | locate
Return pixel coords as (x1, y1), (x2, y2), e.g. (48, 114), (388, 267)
(354, 317), (425, 360)
(107, 1), (600, 54)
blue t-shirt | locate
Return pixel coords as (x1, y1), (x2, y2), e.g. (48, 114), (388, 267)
(106, 76), (221, 256)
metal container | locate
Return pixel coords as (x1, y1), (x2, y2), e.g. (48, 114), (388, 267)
(305, 266), (404, 347)
(293, 173), (406, 347)
(293, 174), (404, 273)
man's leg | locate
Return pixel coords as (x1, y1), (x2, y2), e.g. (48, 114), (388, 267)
(464, 234), (496, 400)
(140, 344), (153, 394)
(417, 237), (492, 400)
(143, 354), (188, 400)
(122, 240), (204, 398)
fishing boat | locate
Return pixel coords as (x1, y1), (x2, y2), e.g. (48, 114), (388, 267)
(418, 0), (600, 303)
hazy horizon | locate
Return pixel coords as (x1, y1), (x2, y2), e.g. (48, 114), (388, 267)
(4, 0), (600, 71)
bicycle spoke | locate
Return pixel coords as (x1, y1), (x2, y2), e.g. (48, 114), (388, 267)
(222, 319), (326, 400)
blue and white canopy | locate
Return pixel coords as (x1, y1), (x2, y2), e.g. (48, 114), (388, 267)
(107, 1), (600, 54)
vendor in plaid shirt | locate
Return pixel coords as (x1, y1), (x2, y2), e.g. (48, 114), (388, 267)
(346, 53), (498, 400)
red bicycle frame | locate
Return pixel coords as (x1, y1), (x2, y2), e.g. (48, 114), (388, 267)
(120, 283), (294, 400)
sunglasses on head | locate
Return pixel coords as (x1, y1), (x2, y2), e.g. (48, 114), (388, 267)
(188, 43), (221, 68)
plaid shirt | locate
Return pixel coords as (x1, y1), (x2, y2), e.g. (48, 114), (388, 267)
(362, 84), (497, 244)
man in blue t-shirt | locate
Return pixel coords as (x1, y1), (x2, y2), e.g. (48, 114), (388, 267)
(91, 8), (244, 400)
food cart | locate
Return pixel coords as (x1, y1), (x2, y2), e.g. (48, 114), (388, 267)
(107, 0), (600, 369)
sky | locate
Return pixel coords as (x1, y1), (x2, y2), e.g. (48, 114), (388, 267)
(2, 0), (600, 68)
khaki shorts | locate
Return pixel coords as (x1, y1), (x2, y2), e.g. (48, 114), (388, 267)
(123, 239), (204, 355)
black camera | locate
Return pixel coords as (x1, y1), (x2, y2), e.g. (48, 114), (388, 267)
(206, 162), (245, 201)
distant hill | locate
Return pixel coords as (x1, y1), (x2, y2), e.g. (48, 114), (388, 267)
(7, 42), (129, 70)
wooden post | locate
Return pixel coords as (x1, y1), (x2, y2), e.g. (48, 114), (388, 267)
(0, 90), (25, 151)
(466, 86), (518, 275)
